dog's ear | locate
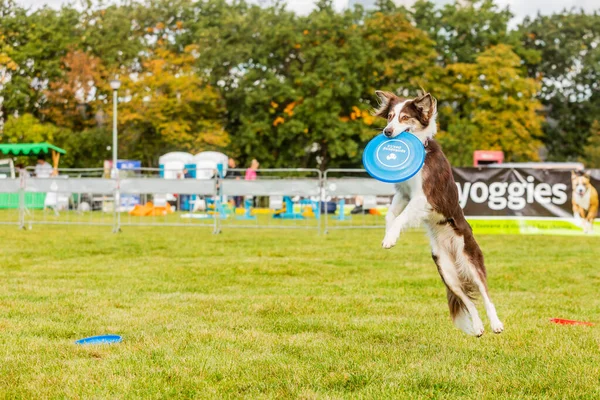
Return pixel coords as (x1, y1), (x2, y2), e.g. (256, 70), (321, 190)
(584, 170), (591, 179)
(414, 93), (436, 119)
(373, 91), (395, 118)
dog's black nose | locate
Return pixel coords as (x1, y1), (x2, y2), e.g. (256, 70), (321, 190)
(384, 128), (393, 137)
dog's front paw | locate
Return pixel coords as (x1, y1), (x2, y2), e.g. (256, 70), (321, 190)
(381, 234), (398, 249)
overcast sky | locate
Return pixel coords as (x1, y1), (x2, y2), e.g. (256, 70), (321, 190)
(15, 0), (600, 23)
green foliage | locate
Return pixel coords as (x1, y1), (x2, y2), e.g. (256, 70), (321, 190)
(437, 45), (544, 165)
(118, 45), (227, 166)
(412, 0), (533, 65)
(363, 9), (439, 94)
(581, 121), (600, 168)
(79, 4), (145, 68)
(219, 2), (439, 169)
(2, 113), (63, 144)
(0, 4), (81, 115)
(519, 12), (600, 161)
(55, 127), (112, 168)
(0, 0), (597, 168)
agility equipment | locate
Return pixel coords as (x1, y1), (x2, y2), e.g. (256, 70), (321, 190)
(299, 198), (320, 219)
(332, 199), (351, 220)
(272, 196), (304, 219)
(129, 202), (173, 216)
(236, 198), (257, 220)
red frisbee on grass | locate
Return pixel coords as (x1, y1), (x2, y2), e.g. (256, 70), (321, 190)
(549, 318), (594, 326)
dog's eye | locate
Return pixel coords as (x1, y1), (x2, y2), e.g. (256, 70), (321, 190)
(400, 115), (409, 122)
(387, 114), (394, 121)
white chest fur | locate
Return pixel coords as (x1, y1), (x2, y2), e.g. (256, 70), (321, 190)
(574, 190), (591, 210)
(394, 170), (425, 200)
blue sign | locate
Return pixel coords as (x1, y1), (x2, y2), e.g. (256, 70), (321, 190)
(362, 132), (426, 183)
(116, 160), (141, 172)
(117, 160), (141, 208)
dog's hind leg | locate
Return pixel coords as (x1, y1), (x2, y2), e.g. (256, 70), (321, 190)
(432, 244), (485, 337)
(476, 279), (504, 334)
(455, 250), (504, 334)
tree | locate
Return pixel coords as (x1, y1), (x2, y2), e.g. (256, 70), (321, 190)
(0, 31), (18, 132)
(43, 50), (108, 131)
(79, 3), (145, 69)
(117, 45), (227, 165)
(0, 3), (81, 117)
(363, 7), (439, 94)
(2, 113), (64, 144)
(436, 45), (544, 166)
(581, 121), (600, 168)
(217, 1), (374, 169)
(55, 127), (112, 168)
(213, 1), (440, 170)
(519, 12), (600, 161)
(412, 0), (538, 66)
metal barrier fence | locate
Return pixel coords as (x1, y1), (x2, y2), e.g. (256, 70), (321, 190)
(0, 168), (391, 233)
(323, 169), (395, 233)
(220, 168), (322, 231)
(118, 168), (218, 231)
(0, 175), (22, 226)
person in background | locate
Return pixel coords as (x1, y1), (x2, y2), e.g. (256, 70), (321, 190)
(15, 163), (30, 178)
(227, 158), (243, 208)
(34, 156), (53, 178)
(176, 168), (188, 179)
(351, 195), (364, 214)
(244, 159), (259, 207)
(245, 159), (259, 181)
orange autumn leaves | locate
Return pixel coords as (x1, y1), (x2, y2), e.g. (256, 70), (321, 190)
(339, 106), (375, 125)
(271, 101), (299, 127)
(117, 45), (228, 152)
(272, 103), (374, 127)
(44, 45), (227, 156)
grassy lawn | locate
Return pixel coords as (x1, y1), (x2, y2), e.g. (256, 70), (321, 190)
(1, 225), (599, 398)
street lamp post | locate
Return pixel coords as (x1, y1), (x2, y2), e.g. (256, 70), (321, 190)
(110, 78), (121, 233)
(110, 79), (121, 176)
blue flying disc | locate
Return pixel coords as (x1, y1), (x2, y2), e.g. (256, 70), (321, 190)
(75, 334), (122, 345)
(362, 132), (426, 183)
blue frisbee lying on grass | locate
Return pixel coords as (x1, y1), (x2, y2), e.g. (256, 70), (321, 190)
(75, 334), (122, 345)
(362, 132), (426, 183)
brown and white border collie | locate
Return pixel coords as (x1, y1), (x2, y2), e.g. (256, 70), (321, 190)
(374, 90), (504, 336)
(571, 171), (598, 234)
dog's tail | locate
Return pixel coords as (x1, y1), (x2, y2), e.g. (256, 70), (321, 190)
(446, 282), (477, 335)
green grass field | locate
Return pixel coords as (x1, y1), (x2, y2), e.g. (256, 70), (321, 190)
(1, 225), (599, 399)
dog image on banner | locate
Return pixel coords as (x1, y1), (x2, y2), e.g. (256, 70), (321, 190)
(571, 171), (599, 234)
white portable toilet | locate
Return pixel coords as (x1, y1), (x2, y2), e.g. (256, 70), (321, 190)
(158, 152), (194, 204)
(189, 151), (228, 212)
(158, 152), (194, 179)
(191, 151), (229, 179)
